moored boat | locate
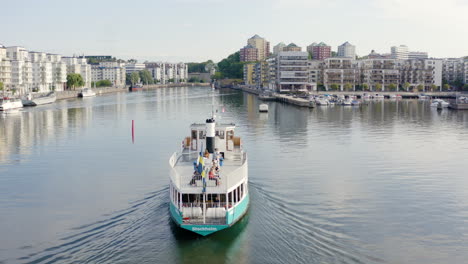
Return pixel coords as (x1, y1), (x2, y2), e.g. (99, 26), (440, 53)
(129, 83), (144, 92)
(78, 88), (96, 97)
(169, 114), (249, 236)
(0, 97), (23, 111)
(373, 93), (384, 99)
(22, 92), (56, 106)
(259, 103), (268, 112)
(431, 99), (449, 108)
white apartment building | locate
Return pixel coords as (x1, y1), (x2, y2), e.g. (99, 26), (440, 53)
(0, 46), (11, 88)
(322, 57), (359, 91)
(391, 45), (409, 60)
(61, 57), (92, 88)
(273, 51), (312, 92)
(144, 62), (188, 84)
(91, 62), (126, 86)
(337, 42), (356, 58)
(408, 52), (428, 60)
(0, 47), (67, 94)
(359, 59), (400, 91)
(442, 58), (464, 84)
(125, 63), (145, 74)
(399, 59), (442, 91)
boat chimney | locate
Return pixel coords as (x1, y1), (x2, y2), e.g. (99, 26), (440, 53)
(206, 118), (215, 153)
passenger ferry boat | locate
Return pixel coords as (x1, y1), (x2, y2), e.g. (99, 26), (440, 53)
(169, 113), (249, 236)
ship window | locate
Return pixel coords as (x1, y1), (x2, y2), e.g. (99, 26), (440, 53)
(199, 130), (206, 139)
(191, 130), (197, 139)
(216, 130), (225, 139)
(227, 130), (234, 140)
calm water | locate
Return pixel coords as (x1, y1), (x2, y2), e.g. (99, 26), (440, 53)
(1, 87), (468, 264)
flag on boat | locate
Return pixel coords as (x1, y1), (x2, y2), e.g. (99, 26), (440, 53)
(196, 143), (204, 174)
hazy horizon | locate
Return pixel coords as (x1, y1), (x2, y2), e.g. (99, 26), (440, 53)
(1, 0), (467, 63)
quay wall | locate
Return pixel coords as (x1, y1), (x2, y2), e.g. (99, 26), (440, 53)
(56, 83), (210, 100)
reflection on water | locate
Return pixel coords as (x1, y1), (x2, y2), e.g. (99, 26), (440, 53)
(1, 87), (468, 264)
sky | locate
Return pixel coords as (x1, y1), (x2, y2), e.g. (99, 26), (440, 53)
(1, 0), (467, 62)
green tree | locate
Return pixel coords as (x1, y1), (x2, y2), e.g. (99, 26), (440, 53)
(96, 80), (112, 87)
(463, 84), (468, 91)
(443, 84), (450, 91)
(188, 77), (200, 83)
(217, 52), (244, 79)
(375, 83), (382, 91)
(344, 83), (352, 91)
(417, 84), (424, 92)
(403, 82), (410, 91)
(362, 83), (369, 91)
(130, 72), (140, 85)
(168, 78), (175, 83)
(67, 73), (85, 90)
(330, 84), (339, 90)
(139, 70), (153, 85)
(211, 72), (223, 80)
(431, 84), (437, 92)
(388, 83), (397, 91)
(0, 81), (3, 91)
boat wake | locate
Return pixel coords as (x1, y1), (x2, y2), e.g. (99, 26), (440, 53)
(14, 187), (169, 264)
(249, 181), (384, 264)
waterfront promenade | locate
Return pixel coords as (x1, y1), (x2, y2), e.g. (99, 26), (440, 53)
(56, 83), (210, 100)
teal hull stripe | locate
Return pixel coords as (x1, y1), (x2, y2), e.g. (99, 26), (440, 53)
(169, 193), (250, 236)
(226, 193), (249, 225)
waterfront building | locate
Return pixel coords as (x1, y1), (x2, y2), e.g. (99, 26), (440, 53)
(62, 56), (92, 88)
(391, 45), (409, 60)
(91, 62), (126, 86)
(273, 43), (286, 55)
(337, 42), (356, 58)
(464, 60), (468, 84)
(409, 51), (428, 60)
(144, 62), (188, 84)
(311, 42), (331, 60)
(2, 46), (67, 94)
(360, 59), (399, 91)
(272, 51), (312, 92)
(240, 44), (259, 62)
(253, 61), (269, 89)
(283, 43), (302, 52)
(247, 34), (270, 61)
(322, 57), (358, 91)
(0, 46), (12, 91)
(442, 58), (464, 84)
(125, 63), (146, 74)
(308, 60), (321, 89)
(399, 59), (442, 91)
(243, 63), (255, 86)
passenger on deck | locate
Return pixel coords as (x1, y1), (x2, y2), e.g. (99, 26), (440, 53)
(204, 149), (210, 158)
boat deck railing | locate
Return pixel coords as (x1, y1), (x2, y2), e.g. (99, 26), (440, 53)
(170, 151), (248, 192)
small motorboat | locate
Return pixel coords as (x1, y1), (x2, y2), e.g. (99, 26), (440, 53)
(78, 88), (96, 98)
(259, 103), (268, 112)
(0, 97), (23, 111)
(129, 83), (144, 92)
(430, 99), (449, 108)
(315, 96), (329, 106)
(22, 92), (56, 106)
(373, 93), (384, 99)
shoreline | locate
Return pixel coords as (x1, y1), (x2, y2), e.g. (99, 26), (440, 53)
(223, 85), (467, 109)
(55, 83), (210, 100)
